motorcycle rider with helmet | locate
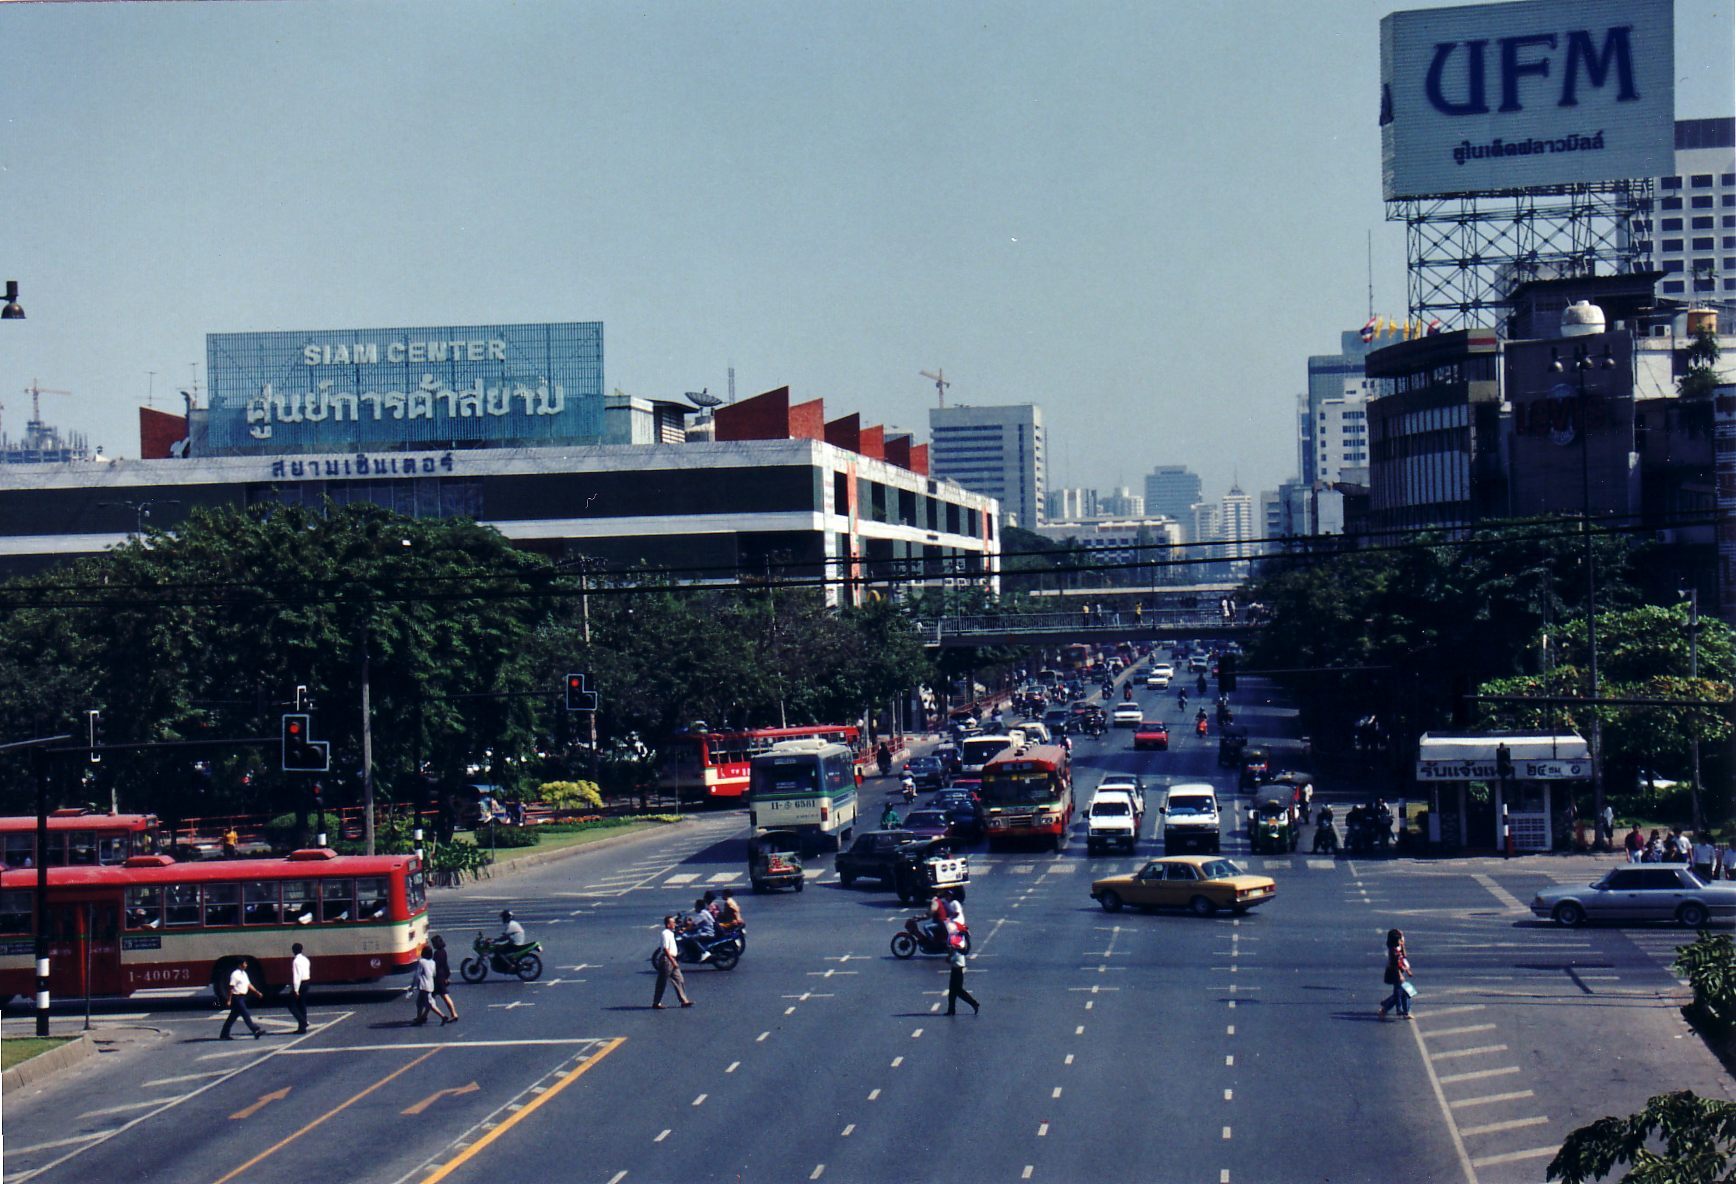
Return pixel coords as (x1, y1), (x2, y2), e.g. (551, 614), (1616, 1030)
(495, 909), (526, 951)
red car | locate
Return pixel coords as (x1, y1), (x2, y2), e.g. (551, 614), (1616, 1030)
(1133, 720), (1169, 751)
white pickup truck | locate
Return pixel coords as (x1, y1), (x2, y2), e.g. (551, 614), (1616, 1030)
(1086, 779), (1145, 855)
(1160, 783), (1222, 854)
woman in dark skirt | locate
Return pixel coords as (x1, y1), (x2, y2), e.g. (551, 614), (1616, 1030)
(431, 933), (458, 1024)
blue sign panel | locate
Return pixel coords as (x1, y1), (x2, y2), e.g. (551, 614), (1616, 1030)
(204, 322), (603, 455)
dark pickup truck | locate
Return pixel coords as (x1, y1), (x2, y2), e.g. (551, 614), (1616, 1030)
(836, 831), (958, 902)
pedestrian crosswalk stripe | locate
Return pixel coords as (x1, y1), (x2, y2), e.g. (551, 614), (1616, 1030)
(665, 873), (700, 884)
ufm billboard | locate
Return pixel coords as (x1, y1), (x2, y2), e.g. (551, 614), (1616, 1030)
(1380, 0), (1674, 199)
(204, 322), (603, 455)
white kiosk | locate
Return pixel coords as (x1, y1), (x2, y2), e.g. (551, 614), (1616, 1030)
(1415, 732), (1591, 852)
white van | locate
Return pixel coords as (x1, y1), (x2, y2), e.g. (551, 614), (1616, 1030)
(1160, 783), (1221, 853)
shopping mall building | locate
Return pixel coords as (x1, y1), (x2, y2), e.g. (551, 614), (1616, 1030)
(0, 321), (1000, 603)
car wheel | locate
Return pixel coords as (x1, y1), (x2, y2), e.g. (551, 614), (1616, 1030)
(1679, 901), (1710, 928)
(838, 872), (855, 888)
(751, 880), (766, 893)
(1099, 890), (1123, 913)
(795, 878), (804, 892)
(1551, 901), (1585, 928)
(1190, 895), (1218, 917)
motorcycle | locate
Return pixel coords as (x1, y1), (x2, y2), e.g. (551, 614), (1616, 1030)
(890, 915), (971, 959)
(678, 928), (745, 971)
(461, 931), (544, 982)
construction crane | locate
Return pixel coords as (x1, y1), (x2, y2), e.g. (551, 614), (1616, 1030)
(23, 381), (72, 447)
(920, 368), (950, 408)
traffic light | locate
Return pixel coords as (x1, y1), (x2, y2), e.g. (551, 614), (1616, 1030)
(85, 709), (103, 764)
(281, 713), (330, 773)
(565, 672), (599, 712)
(1495, 743), (1514, 779)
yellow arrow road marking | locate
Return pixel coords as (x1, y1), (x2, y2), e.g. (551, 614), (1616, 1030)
(402, 1082), (481, 1116)
(229, 1088), (291, 1120)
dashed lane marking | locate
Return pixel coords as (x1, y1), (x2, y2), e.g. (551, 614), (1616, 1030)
(868, 1089), (880, 1101)
(1437, 1065), (1523, 1086)
(654, 1130), (671, 1143)
(841, 1124), (854, 1137)
(77, 1099), (184, 1119)
(1423, 1024), (1498, 1039)
(1469, 1147), (1557, 1169)
(1450, 1090), (1535, 1109)
(1429, 1045), (1510, 1061)
(809, 1165), (824, 1180)
(607, 1173), (627, 1184)
(1407, 1003), (1481, 1184)
(1458, 1116), (1550, 1138)
(664, 873), (700, 884)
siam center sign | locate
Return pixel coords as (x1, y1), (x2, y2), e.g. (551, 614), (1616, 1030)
(204, 321), (604, 456)
(1380, 0), (1674, 199)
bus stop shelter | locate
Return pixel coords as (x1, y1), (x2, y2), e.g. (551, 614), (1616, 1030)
(1415, 732), (1591, 852)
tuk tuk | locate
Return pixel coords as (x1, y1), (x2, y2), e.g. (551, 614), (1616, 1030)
(1248, 797), (1298, 853)
(1237, 747), (1271, 790)
(748, 830), (806, 893)
(1217, 725), (1249, 768)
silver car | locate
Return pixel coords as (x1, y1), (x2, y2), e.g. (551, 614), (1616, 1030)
(1530, 866), (1736, 928)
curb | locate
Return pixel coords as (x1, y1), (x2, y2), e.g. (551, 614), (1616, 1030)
(2, 1032), (94, 1093)
(436, 816), (715, 889)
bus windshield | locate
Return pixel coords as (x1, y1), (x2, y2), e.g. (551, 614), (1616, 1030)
(982, 771), (1057, 805)
(751, 761), (822, 795)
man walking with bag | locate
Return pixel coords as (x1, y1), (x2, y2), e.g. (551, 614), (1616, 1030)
(652, 915), (693, 1009)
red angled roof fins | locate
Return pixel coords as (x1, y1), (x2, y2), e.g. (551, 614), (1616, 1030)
(706, 386), (923, 474)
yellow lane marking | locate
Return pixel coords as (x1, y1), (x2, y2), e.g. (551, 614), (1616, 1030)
(402, 1082), (481, 1116)
(422, 1037), (626, 1184)
(211, 1048), (440, 1184)
(229, 1087), (292, 1120)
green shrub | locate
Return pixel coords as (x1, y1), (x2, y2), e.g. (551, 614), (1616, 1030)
(473, 824), (540, 848)
(428, 840), (493, 884)
(1675, 931), (1736, 1026)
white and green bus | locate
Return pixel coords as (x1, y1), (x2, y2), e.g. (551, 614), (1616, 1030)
(748, 739), (859, 853)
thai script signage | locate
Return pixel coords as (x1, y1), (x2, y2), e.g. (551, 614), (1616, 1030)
(1380, 0), (1673, 199)
(265, 451), (457, 481)
(205, 322), (603, 456)
(1416, 759), (1589, 781)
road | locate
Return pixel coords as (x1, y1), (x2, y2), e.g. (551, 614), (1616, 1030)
(3, 662), (1730, 1184)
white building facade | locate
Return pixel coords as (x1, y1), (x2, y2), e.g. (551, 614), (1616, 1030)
(928, 403), (1046, 529)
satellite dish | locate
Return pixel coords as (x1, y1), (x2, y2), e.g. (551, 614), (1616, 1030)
(685, 388), (722, 409)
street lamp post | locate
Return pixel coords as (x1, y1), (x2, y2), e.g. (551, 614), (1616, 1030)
(1550, 341), (1615, 836)
(1685, 586), (1704, 834)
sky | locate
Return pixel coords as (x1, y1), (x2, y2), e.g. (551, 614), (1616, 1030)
(1, 0), (1731, 505)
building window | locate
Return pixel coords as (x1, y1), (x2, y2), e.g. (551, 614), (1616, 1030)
(1726, 279), (1736, 290)
(1723, 173), (1736, 186)
(1694, 216), (1715, 229)
(1725, 195), (1736, 207)
(1663, 260), (1684, 272)
(1663, 239), (1684, 252)
(1662, 176), (1683, 189)
(1636, 240), (1653, 253)
(1663, 217), (1683, 230)
(1692, 174), (1714, 188)
(1725, 237), (1736, 250)
(1664, 281), (1685, 293)
(1694, 238), (1715, 250)
(1695, 278), (1716, 292)
(1663, 197), (1683, 210)
(1693, 196), (1714, 209)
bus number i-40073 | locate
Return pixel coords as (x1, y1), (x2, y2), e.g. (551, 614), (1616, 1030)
(128, 966), (194, 985)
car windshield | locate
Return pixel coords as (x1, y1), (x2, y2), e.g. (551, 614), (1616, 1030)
(1168, 798), (1214, 815)
(1200, 860), (1243, 880)
(1092, 801), (1130, 816)
(906, 812), (948, 828)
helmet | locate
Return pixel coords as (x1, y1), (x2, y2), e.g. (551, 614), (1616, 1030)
(500, 909), (514, 922)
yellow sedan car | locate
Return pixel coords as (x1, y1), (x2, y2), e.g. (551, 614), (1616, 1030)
(1090, 855), (1276, 917)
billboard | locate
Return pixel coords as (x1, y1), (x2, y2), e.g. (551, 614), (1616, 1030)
(1380, 0), (1674, 199)
(204, 322), (603, 456)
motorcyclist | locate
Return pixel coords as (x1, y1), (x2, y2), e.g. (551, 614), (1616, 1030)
(1312, 803), (1339, 854)
(495, 909), (526, 951)
(918, 894), (949, 945)
(881, 802), (902, 829)
(1123, 685), (1133, 702)
(1195, 709), (1208, 738)
(900, 774), (917, 804)
(683, 897), (716, 961)
(1196, 672), (1207, 694)
(717, 888), (744, 935)
(1177, 688), (1188, 712)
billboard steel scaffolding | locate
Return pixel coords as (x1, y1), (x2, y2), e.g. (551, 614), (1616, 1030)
(1387, 180), (1651, 330)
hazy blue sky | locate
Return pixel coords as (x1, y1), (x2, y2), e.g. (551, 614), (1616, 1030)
(2, 0), (1730, 503)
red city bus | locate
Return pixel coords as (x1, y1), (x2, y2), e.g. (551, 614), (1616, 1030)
(980, 744), (1074, 852)
(657, 724), (864, 802)
(0, 810), (163, 870)
(0, 848), (427, 1004)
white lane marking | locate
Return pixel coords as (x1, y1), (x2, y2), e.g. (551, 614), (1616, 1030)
(810, 1165), (825, 1180)
(1064, 1054), (1074, 1065)
(1420, 1005), (1487, 1019)
(1222, 1126), (1232, 1140)
(4, 1133), (106, 1156)
(1224, 1089), (1233, 1101)
(1450, 1090), (1535, 1109)
(726, 1061), (739, 1074)
(1038, 1123), (1049, 1136)
(1406, 1003), (1481, 1184)
(1075, 1026), (1084, 1035)
(655, 1130), (671, 1143)
(1470, 1147), (1558, 1168)
(757, 1031), (770, 1042)
(868, 1089), (880, 1101)
(1429, 1045), (1510, 1061)
(607, 1173), (627, 1184)
(911, 1029), (923, 1039)
(77, 1099), (184, 1119)
(141, 1070), (230, 1088)
(841, 1124), (854, 1137)
(1438, 1065), (1524, 1085)
(1051, 1087), (1062, 1099)
(1471, 872), (1529, 914)
(1423, 1024), (1498, 1039)
(1021, 1168), (1034, 1180)
(692, 1094), (707, 1106)
(1459, 1115), (1550, 1138)
(891, 1056), (903, 1068)
(1226, 1055), (1234, 1066)
(1226, 1025), (1235, 1036)
(706, 873), (737, 883)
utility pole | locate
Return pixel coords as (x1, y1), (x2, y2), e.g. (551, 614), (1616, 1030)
(581, 567), (598, 782)
(1688, 586), (1704, 834)
(361, 622), (375, 856)
(33, 746), (51, 1035)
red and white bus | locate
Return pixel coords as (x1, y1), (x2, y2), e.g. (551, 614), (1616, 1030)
(0, 848), (427, 1003)
(0, 810), (163, 870)
(980, 744), (1074, 852)
(657, 724), (864, 802)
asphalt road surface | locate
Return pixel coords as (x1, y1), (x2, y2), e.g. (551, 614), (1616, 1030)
(4, 665), (1730, 1184)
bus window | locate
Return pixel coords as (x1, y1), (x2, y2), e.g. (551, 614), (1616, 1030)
(243, 882), (281, 925)
(98, 836), (128, 865)
(406, 870), (426, 912)
(68, 832), (98, 865)
(43, 835), (66, 866)
(125, 885), (163, 930)
(203, 884), (240, 928)
(283, 880), (317, 925)
(164, 884), (201, 927)
(321, 879), (354, 923)
(135, 829), (159, 856)
(3, 834), (32, 869)
(356, 877), (389, 920)
(0, 889), (31, 935)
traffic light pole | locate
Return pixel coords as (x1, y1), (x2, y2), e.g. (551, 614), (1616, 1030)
(33, 747), (51, 1035)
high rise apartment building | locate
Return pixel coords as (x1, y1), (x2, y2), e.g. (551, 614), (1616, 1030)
(1304, 333), (1380, 488)
(1219, 485), (1256, 561)
(928, 404), (1045, 529)
(1633, 118), (1736, 303)
(1045, 486), (1098, 522)
(1098, 486), (1144, 518)
(1143, 466), (1203, 530)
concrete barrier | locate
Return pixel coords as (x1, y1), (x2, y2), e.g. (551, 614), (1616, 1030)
(2, 1033), (94, 1093)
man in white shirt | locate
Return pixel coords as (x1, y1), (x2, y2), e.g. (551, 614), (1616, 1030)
(287, 942), (311, 1034)
(652, 915), (692, 1009)
(220, 963), (265, 1040)
(497, 910), (526, 949)
(1693, 836), (1717, 882)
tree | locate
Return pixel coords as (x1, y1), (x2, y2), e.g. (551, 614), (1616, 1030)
(1549, 1090), (1736, 1184)
(1678, 327), (1724, 400)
